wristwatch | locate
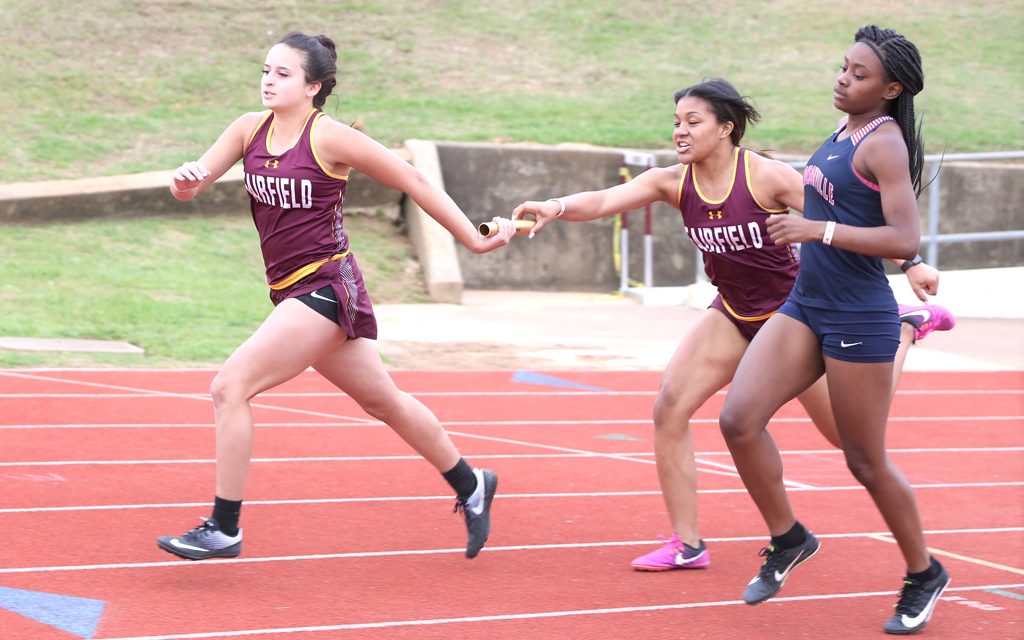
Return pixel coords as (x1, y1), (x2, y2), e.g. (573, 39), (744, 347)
(900, 255), (923, 272)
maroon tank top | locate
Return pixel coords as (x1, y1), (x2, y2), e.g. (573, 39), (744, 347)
(242, 109), (350, 287)
(677, 147), (800, 320)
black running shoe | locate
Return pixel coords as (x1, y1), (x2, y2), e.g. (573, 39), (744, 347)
(455, 468), (497, 558)
(884, 562), (950, 635)
(742, 532), (821, 604)
(157, 517), (242, 561)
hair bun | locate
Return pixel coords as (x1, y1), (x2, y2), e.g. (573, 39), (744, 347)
(316, 35), (338, 61)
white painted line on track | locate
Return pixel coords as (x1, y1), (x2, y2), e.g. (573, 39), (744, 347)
(1, 482), (1019, 514)
(2, 447), (1019, 467)
(2, 527), (1020, 575)
(0, 370), (379, 425)
(3, 388), (1020, 399)
(89, 582), (1024, 640)
(2, 415), (1021, 429)
(865, 532), (1024, 576)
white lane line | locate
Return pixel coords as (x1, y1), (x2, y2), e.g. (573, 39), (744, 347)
(92, 582), (1024, 640)
(3, 388), (1020, 398)
(2, 447), (1019, 467)
(0, 370), (378, 425)
(1, 483), (1019, 514)
(1, 415), (1021, 429)
(3, 527), (1021, 576)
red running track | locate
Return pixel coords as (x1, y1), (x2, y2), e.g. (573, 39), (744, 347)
(0, 368), (1021, 639)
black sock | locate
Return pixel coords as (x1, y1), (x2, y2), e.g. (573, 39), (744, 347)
(907, 557), (942, 582)
(771, 521), (808, 550)
(212, 496), (242, 536)
(442, 458), (478, 500)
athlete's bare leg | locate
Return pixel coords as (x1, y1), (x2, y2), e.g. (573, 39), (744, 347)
(824, 355), (930, 573)
(313, 337), (461, 472)
(797, 322), (916, 450)
(890, 322), (916, 391)
(210, 299), (348, 500)
(653, 309), (749, 547)
(719, 313), (825, 535)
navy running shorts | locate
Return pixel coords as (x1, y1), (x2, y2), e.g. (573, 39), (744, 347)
(778, 298), (900, 363)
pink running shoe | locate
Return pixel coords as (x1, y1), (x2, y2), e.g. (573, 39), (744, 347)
(898, 304), (956, 342)
(631, 534), (710, 571)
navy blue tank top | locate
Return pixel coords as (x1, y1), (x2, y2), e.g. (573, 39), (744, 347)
(792, 116), (899, 312)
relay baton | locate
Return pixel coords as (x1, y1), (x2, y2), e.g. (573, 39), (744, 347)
(478, 219), (536, 237)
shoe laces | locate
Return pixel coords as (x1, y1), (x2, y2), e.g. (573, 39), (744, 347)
(452, 498), (468, 514)
(756, 545), (786, 572)
(893, 578), (927, 614)
(183, 517), (219, 539)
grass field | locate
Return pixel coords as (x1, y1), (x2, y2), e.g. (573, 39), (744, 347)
(3, 1), (1021, 182)
(1, 1), (1021, 366)
(0, 214), (427, 367)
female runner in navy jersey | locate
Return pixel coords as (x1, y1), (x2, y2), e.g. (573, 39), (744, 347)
(156, 32), (515, 562)
(718, 26), (949, 634)
(512, 78), (949, 577)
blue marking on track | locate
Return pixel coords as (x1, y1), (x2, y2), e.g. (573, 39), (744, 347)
(985, 588), (1024, 601)
(0, 586), (105, 639)
(511, 371), (608, 391)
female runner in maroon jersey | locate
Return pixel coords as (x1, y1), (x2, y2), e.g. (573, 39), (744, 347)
(512, 78), (949, 574)
(156, 32), (515, 561)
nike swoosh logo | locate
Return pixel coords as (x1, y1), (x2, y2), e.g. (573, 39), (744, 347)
(310, 291), (337, 304)
(773, 551), (807, 583)
(900, 581), (949, 628)
(827, 154), (841, 160)
(900, 310), (931, 323)
(674, 550), (706, 566)
(840, 341), (863, 348)
(170, 539), (209, 552)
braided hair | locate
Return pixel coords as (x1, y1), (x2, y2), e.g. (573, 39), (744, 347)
(854, 25), (926, 196)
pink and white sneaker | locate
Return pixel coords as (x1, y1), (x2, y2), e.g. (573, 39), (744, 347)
(898, 304), (956, 342)
(630, 534), (710, 571)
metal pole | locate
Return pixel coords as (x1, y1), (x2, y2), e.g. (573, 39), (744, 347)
(926, 170), (941, 266)
(643, 156), (655, 288)
(620, 223), (630, 292)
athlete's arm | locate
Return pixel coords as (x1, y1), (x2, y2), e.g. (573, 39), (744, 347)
(903, 260), (939, 299)
(511, 165), (682, 237)
(831, 124), (920, 259)
(169, 112), (261, 201)
(750, 155), (805, 213)
(767, 124), (920, 259)
(753, 157), (821, 246)
(884, 257), (940, 300)
(313, 117), (513, 253)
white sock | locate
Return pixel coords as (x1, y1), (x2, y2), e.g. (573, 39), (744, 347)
(466, 468), (486, 513)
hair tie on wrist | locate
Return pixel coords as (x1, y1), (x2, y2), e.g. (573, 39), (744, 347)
(547, 198), (566, 218)
(822, 220), (837, 246)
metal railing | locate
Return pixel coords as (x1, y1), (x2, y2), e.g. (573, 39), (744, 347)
(618, 149), (1022, 298)
(789, 150), (1024, 267)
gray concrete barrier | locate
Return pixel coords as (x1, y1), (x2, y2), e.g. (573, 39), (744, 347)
(2, 144), (1020, 304)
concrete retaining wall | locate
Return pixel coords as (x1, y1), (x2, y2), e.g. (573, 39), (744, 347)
(1, 144), (1020, 303)
(436, 143), (1024, 292)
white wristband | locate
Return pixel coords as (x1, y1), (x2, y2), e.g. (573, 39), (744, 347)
(822, 220), (837, 246)
(547, 198), (566, 218)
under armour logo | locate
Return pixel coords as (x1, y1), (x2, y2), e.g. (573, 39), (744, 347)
(265, 160), (280, 169)
(708, 210), (723, 220)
